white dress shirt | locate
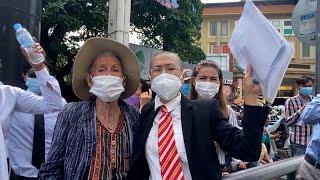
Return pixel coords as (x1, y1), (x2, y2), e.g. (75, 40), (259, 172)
(0, 68), (62, 180)
(6, 97), (67, 177)
(145, 94), (192, 180)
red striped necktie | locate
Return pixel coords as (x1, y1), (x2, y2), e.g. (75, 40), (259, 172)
(158, 106), (184, 180)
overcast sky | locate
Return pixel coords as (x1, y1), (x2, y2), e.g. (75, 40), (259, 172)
(201, 0), (241, 3)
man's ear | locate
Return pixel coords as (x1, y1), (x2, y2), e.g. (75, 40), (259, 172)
(86, 73), (93, 88)
(192, 78), (196, 86)
(176, 70), (183, 85)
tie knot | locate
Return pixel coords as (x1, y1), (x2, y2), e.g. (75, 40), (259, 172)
(160, 105), (169, 113)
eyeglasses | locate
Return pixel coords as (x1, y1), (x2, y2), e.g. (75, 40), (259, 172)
(150, 64), (180, 75)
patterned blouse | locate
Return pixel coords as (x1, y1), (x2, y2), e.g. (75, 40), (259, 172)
(88, 109), (131, 180)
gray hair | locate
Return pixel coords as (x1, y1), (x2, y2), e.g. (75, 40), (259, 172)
(150, 51), (182, 69)
(88, 50), (123, 73)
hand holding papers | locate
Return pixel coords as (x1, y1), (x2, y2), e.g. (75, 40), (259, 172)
(229, 0), (295, 103)
(243, 64), (263, 107)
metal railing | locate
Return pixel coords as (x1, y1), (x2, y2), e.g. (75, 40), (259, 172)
(223, 155), (304, 180)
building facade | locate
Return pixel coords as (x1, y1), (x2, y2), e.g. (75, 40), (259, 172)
(196, 0), (315, 99)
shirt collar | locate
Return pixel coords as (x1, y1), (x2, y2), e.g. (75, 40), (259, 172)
(297, 94), (313, 102)
(154, 93), (181, 112)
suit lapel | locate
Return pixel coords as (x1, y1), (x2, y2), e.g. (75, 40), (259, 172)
(180, 96), (193, 160)
(134, 102), (158, 161)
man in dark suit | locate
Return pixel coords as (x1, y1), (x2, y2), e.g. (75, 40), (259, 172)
(128, 51), (269, 180)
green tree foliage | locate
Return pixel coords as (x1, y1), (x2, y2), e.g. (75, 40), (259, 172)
(41, 0), (109, 100)
(131, 0), (205, 64)
(41, 0), (205, 100)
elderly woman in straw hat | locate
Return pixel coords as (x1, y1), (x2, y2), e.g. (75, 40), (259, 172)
(39, 37), (141, 180)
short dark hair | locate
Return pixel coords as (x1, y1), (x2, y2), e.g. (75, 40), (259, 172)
(27, 69), (36, 78)
(22, 61), (49, 77)
(22, 63), (31, 75)
(22, 64), (37, 78)
(296, 76), (313, 86)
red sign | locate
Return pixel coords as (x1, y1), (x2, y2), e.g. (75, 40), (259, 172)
(223, 45), (230, 53)
(211, 45), (230, 54)
(211, 45), (223, 54)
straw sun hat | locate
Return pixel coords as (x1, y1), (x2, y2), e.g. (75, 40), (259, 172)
(72, 37), (140, 100)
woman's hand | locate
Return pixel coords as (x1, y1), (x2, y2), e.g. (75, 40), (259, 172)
(180, 68), (192, 81)
(243, 64), (262, 106)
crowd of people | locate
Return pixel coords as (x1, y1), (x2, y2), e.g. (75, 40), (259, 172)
(0, 37), (319, 180)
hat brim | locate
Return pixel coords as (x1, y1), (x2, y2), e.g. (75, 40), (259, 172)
(72, 37), (140, 100)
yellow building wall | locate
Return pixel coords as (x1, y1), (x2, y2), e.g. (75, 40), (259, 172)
(196, 13), (316, 97)
(196, 14), (315, 73)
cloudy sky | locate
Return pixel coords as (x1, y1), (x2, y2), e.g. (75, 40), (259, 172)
(201, 0), (241, 3)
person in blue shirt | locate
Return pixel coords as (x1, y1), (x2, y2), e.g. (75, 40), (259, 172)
(296, 94), (320, 180)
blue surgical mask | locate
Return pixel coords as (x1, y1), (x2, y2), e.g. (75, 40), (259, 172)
(300, 87), (313, 96)
(181, 83), (191, 96)
(26, 78), (41, 94)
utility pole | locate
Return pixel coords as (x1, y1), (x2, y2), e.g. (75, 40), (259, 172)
(316, 0), (320, 94)
(293, 0), (319, 94)
(107, 0), (131, 45)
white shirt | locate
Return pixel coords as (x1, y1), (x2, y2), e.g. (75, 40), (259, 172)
(227, 106), (241, 129)
(0, 68), (62, 180)
(145, 94), (192, 180)
(6, 97), (67, 177)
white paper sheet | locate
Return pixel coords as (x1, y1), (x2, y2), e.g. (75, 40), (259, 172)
(229, 0), (294, 103)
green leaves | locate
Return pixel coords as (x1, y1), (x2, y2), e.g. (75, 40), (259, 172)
(41, 0), (205, 101)
(41, 0), (109, 81)
(131, 0), (205, 64)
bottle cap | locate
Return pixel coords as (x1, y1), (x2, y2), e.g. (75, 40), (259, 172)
(13, 23), (22, 31)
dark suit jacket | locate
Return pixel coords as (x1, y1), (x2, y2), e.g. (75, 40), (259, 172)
(127, 96), (269, 180)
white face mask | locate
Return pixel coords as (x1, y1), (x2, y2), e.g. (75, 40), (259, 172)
(195, 81), (220, 99)
(151, 73), (182, 101)
(89, 75), (125, 103)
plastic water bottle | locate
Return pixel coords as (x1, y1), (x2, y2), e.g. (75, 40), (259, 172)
(14, 23), (44, 64)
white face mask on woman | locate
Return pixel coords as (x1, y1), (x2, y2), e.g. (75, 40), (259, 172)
(89, 75), (125, 103)
(195, 81), (220, 99)
(151, 73), (182, 101)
